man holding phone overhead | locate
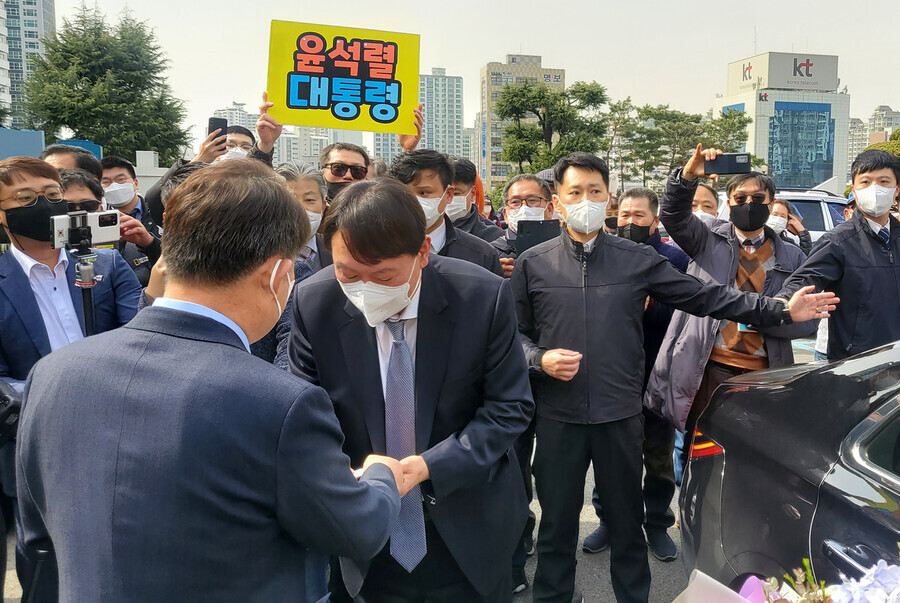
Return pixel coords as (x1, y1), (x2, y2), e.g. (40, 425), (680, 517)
(646, 144), (820, 467)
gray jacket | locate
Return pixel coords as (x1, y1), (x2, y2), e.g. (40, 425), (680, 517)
(644, 169), (817, 430)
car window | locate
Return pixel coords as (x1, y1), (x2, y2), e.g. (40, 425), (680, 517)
(827, 202), (847, 226)
(864, 414), (900, 477)
(787, 201), (826, 231)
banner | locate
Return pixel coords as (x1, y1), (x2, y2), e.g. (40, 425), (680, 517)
(266, 20), (420, 135)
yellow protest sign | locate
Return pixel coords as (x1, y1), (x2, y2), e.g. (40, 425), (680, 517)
(266, 20), (420, 135)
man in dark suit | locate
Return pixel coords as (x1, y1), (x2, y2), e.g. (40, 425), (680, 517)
(100, 156), (163, 270)
(289, 178), (534, 602)
(16, 159), (403, 602)
(390, 150), (504, 277)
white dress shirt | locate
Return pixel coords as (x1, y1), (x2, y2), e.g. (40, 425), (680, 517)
(864, 215), (890, 236)
(429, 219), (448, 254)
(8, 244), (83, 352)
(374, 283), (422, 399)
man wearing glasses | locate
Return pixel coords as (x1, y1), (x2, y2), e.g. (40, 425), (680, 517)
(491, 174), (559, 278)
(0, 157), (141, 587)
(100, 156), (162, 272)
(646, 144), (817, 469)
(318, 142), (370, 202)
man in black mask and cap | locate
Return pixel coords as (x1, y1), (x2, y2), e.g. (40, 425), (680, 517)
(645, 144), (818, 488)
(318, 142), (370, 202)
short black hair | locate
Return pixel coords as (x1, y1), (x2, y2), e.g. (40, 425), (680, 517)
(319, 142), (370, 168)
(160, 162), (208, 207)
(502, 174), (551, 204)
(621, 187), (659, 215)
(322, 177), (425, 265)
(100, 156), (136, 180)
(226, 125), (256, 145)
(724, 172), (776, 200)
(60, 168), (104, 200)
(369, 158), (388, 177)
(851, 149), (900, 184)
(40, 144), (102, 180)
(696, 182), (719, 200)
(389, 149), (454, 189)
(449, 157), (477, 187)
(162, 159), (306, 286)
(553, 152), (610, 188)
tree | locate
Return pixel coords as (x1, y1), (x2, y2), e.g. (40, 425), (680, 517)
(865, 140), (900, 159)
(704, 109), (753, 152)
(636, 105), (705, 173)
(891, 128), (900, 142)
(494, 80), (609, 173)
(22, 4), (189, 164)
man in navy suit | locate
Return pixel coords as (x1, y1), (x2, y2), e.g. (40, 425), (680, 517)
(0, 157), (142, 593)
(288, 178), (534, 602)
(16, 159), (403, 602)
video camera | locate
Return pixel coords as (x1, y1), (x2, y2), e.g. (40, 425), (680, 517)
(50, 209), (120, 250)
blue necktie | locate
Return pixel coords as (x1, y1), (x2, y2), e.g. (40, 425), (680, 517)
(384, 320), (426, 572)
(879, 227), (890, 247)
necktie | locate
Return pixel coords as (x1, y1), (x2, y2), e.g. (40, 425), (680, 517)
(879, 227), (890, 247)
(384, 319), (426, 572)
(302, 246), (318, 269)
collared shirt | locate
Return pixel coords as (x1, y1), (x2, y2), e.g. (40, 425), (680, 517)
(734, 228), (766, 251)
(864, 215), (890, 237)
(582, 233), (600, 254)
(374, 283), (422, 399)
(429, 218), (448, 253)
(302, 236), (320, 269)
(8, 244), (83, 352)
(128, 197), (144, 222)
(152, 297), (250, 352)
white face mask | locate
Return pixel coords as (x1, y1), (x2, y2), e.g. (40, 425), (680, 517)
(104, 182), (136, 208)
(339, 258), (420, 328)
(766, 214), (788, 235)
(561, 198), (608, 235)
(220, 147), (249, 161)
(445, 194), (471, 222)
(306, 210), (322, 240)
(506, 206), (546, 233)
(854, 184), (896, 218)
(693, 209), (716, 224)
(417, 190), (447, 229)
(269, 258), (296, 319)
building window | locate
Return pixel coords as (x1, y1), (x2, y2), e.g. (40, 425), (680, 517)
(23, 8), (37, 16)
(23, 19), (37, 27)
(24, 30), (38, 39)
(25, 41), (39, 49)
(7, 18), (19, 27)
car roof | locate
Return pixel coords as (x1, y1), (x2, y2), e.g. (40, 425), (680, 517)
(775, 189), (849, 205)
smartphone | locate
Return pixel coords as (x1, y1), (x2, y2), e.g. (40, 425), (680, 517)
(208, 117), (228, 138)
(704, 152), (751, 176)
(515, 219), (561, 254)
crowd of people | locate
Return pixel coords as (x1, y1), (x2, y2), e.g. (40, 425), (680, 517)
(0, 91), (898, 603)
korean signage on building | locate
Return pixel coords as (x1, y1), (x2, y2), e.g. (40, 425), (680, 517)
(726, 52), (839, 96)
(266, 20), (420, 134)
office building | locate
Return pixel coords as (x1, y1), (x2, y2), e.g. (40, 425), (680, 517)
(5, 0), (55, 128)
(713, 52), (850, 188)
(868, 105), (900, 138)
(372, 67), (465, 162)
(847, 118), (868, 173)
(478, 54), (565, 192)
(0, 12), (10, 125)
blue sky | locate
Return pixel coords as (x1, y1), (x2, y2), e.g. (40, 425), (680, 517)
(55, 0), (898, 152)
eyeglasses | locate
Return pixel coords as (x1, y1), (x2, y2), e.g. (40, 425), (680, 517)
(0, 186), (64, 207)
(506, 196), (548, 209)
(100, 175), (134, 187)
(732, 193), (768, 205)
(324, 163), (367, 180)
(66, 199), (102, 212)
(225, 141), (253, 152)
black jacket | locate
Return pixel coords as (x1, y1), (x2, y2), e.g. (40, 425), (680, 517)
(452, 207), (505, 243)
(116, 240), (152, 288)
(134, 196), (162, 267)
(781, 229), (813, 255)
(511, 230), (786, 424)
(778, 211), (900, 360)
(438, 216), (505, 278)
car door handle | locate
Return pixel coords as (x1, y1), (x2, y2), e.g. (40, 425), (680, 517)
(822, 540), (878, 579)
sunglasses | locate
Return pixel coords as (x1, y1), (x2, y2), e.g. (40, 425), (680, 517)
(732, 193), (768, 205)
(324, 163), (367, 180)
(66, 200), (102, 212)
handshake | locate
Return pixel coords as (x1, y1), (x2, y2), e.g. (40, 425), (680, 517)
(357, 454), (430, 498)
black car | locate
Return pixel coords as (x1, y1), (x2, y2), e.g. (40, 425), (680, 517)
(681, 342), (900, 590)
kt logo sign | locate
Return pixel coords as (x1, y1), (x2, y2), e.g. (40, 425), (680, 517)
(742, 63), (752, 81)
(793, 58), (814, 77)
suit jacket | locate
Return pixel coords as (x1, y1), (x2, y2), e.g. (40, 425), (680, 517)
(289, 255), (534, 596)
(0, 247), (142, 496)
(438, 216), (505, 278)
(16, 307), (401, 602)
(312, 233), (333, 272)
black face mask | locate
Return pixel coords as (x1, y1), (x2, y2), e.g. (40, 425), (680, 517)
(4, 196), (68, 242)
(326, 180), (351, 201)
(729, 202), (770, 233)
(617, 223), (653, 244)
(604, 217), (618, 231)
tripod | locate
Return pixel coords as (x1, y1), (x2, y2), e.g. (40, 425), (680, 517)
(69, 227), (101, 337)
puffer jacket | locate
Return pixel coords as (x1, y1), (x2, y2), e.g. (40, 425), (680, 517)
(645, 169), (817, 430)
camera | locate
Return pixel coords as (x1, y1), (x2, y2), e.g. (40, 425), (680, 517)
(51, 210), (120, 250)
